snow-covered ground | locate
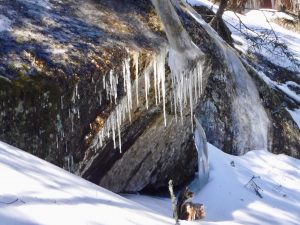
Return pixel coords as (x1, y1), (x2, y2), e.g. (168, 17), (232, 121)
(0, 141), (174, 225)
(1, 140), (299, 225)
(127, 144), (300, 225)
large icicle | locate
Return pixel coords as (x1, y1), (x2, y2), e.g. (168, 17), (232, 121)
(152, 0), (205, 129)
(155, 49), (167, 126)
(144, 66), (150, 110)
(133, 52), (139, 105)
(153, 57), (158, 105)
(123, 58), (132, 122)
(194, 116), (209, 190)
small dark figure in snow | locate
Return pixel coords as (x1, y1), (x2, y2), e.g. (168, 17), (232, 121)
(177, 186), (205, 221)
(177, 186), (194, 220)
(185, 202), (206, 221)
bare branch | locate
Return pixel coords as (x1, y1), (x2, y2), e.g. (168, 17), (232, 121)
(0, 198), (19, 204)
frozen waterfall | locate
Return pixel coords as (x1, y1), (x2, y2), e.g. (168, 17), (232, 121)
(179, 0), (271, 154)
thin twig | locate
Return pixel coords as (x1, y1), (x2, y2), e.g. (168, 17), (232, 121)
(0, 198), (19, 204)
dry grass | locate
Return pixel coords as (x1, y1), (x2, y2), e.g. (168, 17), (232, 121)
(272, 17), (300, 34)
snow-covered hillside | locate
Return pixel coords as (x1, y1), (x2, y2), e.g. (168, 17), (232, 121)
(1, 140), (299, 225)
(127, 144), (300, 225)
(0, 141), (174, 225)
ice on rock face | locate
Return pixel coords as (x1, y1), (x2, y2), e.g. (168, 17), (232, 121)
(194, 116), (209, 189)
(93, 45), (204, 153)
(92, 53), (163, 152)
(151, 0), (205, 129)
(181, 1), (271, 154)
(169, 49), (204, 127)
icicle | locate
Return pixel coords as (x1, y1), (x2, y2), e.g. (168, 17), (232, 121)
(116, 107), (122, 153)
(153, 57), (158, 105)
(71, 114), (74, 132)
(199, 63), (203, 96)
(99, 130), (103, 147)
(109, 70), (113, 104)
(61, 96), (64, 110)
(113, 71), (118, 104)
(133, 52), (139, 105)
(71, 89), (76, 104)
(156, 50), (167, 126)
(112, 117), (116, 149)
(194, 69), (198, 102)
(145, 68), (150, 110)
(75, 83), (80, 100)
(103, 75), (106, 89)
(189, 73), (193, 131)
(99, 91), (102, 105)
(171, 73), (178, 122)
(123, 58), (132, 121)
(168, 48), (204, 127)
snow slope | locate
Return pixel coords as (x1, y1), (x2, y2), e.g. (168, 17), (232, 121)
(0, 141), (174, 225)
(1, 140), (299, 225)
(127, 144), (300, 225)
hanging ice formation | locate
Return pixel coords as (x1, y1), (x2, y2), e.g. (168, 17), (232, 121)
(181, 1), (270, 154)
(93, 50), (167, 153)
(92, 0), (206, 153)
(194, 116), (209, 189)
(151, 0), (205, 130)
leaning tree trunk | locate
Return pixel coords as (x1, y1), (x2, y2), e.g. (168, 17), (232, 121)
(210, 0), (228, 30)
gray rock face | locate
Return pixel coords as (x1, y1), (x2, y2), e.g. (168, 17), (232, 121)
(98, 114), (197, 193)
(0, 0), (201, 192)
(0, 0), (161, 165)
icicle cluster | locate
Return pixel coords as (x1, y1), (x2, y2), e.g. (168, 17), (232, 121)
(169, 49), (203, 130)
(93, 56), (137, 153)
(93, 47), (204, 152)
